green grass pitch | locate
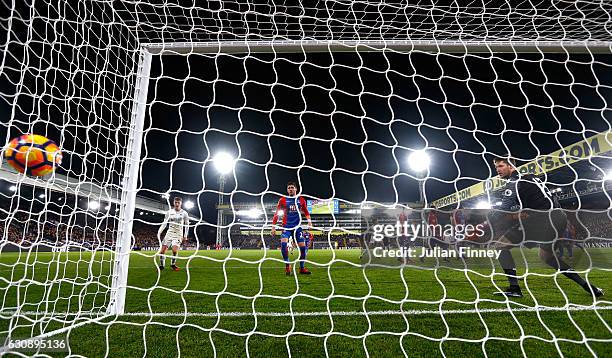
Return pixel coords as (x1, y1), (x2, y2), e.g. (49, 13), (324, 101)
(1, 248), (610, 357)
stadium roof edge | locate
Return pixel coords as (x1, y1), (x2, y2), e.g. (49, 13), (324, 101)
(0, 160), (167, 214)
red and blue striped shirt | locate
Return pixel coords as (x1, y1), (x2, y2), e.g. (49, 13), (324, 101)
(272, 196), (311, 229)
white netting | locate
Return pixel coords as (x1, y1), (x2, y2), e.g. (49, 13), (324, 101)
(0, 0), (139, 347)
(1, 1), (611, 356)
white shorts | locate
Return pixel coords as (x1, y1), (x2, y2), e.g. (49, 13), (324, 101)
(162, 237), (182, 248)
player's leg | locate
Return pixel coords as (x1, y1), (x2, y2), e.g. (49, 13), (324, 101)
(295, 236), (300, 252)
(419, 237), (431, 263)
(538, 246), (603, 297)
(287, 236), (295, 255)
(296, 228), (311, 275)
(494, 211), (563, 297)
(280, 230), (292, 275)
(492, 232), (523, 297)
(534, 210), (602, 297)
(158, 244), (168, 269)
(456, 240), (468, 262)
(437, 238), (450, 262)
(170, 243), (180, 271)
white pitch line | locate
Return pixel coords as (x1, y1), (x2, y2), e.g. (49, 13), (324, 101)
(2, 305), (611, 318)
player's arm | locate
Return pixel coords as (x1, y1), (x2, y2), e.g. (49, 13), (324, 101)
(467, 183), (519, 243)
(511, 178), (536, 219)
(479, 182), (521, 240)
(299, 197), (312, 230)
(157, 211), (169, 239)
(182, 212), (189, 243)
(271, 197), (286, 236)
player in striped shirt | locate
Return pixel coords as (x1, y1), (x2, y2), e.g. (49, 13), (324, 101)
(271, 181), (313, 275)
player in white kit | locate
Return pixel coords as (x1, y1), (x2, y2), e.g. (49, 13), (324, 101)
(157, 196), (189, 271)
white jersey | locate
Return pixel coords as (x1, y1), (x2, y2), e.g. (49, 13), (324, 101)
(158, 208), (189, 241)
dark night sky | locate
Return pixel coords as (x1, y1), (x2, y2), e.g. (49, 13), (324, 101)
(138, 50), (611, 224)
(0, 2), (610, 247)
(1, 49), (610, 242)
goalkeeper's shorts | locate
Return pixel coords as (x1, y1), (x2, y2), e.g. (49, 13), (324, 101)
(497, 209), (567, 251)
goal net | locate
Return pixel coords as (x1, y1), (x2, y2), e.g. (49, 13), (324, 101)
(1, 0), (611, 356)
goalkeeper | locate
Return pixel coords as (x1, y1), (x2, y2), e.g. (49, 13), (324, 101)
(271, 181), (313, 276)
(474, 156), (603, 298)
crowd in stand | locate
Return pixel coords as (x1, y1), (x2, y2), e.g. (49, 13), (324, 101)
(223, 233), (363, 250)
(131, 221), (160, 249)
(0, 212), (117, 249)
(575, 212), (612, 240)
(1, 210), (610, 250)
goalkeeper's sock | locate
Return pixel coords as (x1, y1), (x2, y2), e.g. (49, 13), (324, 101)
(503, 269), (519, 287)
(562, 271), (586, 287)
(171, 252), (177, 266)
(498, 249), (519, 286)
(299, 245), (307, 269)
(281, 242), (289, 266)
(543, 255), (586, 287)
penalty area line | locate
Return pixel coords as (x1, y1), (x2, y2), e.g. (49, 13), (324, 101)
(3, 305), (612, 318)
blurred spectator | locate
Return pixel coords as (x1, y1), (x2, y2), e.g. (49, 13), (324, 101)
(1, 207), (609, 250)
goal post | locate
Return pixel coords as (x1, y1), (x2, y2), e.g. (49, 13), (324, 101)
(107, 49), (153, 316)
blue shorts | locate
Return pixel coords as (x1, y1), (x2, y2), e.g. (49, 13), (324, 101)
(281, 228), (306, 243)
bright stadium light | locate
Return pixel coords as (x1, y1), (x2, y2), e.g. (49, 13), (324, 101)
(104, 205), (111, 211)
(247, 208), (263, 218)
(408, 150), (430, 173)
(408, 149), (430, 204)
(604, 170), (612, 181)
(475, 201), (492, 209)
(184, 200), (195, 210)
(213, 152), (236, 248)
(213, 152), (235, 175)
(237, 208), (263, 218)
(88, 200), (100, 210)
(9, 185), (17, 192)
(38, 194), (46, 199)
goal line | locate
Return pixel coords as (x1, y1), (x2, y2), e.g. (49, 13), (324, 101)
(4, 305), (611, 318)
